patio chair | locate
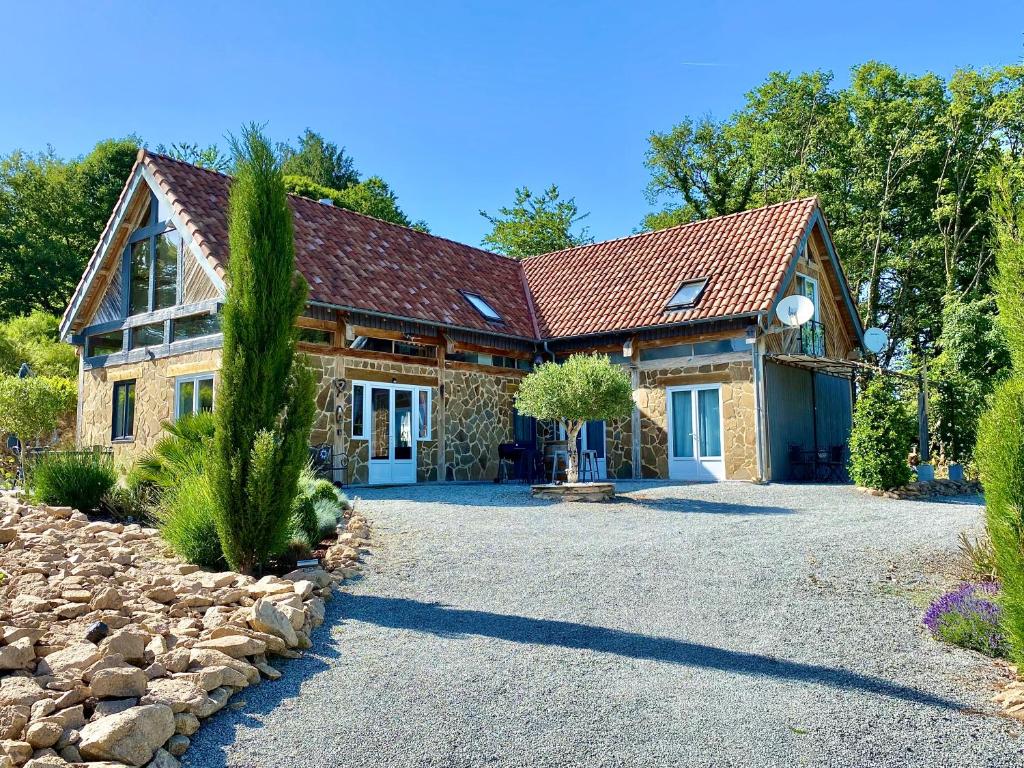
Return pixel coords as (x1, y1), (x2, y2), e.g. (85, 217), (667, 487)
(788, 444), (814, 482)
(824, 444), (847, 482)
(496, 443), (518, 483)
(579, 450), (599, 482)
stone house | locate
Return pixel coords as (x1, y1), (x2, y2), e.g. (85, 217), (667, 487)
(59, 151), (865, 485)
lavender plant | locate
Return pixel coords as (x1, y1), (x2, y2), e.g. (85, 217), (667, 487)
(923, 582), (1008, 658)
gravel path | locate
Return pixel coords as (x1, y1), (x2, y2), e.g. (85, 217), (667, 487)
(186, 482), (1023, 767)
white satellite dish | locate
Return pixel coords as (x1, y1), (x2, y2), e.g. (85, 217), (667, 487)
(775, 294), (815, 327)
(863, 327), (888, 354)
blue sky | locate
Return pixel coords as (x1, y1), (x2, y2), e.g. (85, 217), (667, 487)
(1, 1), (1022, 246)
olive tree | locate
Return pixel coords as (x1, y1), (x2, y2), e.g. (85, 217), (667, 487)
(514, 354), (633, 483)
(0, 375), (76, 484)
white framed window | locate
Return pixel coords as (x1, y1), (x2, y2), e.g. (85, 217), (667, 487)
(175, 373), (214, 420)
(352, 383), (367, 439)
(349, 381), (431, 441)
(795, 274), (820, 319)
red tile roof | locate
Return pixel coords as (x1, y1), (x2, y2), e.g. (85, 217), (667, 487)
(521, 197), (821, 339)
(98, 153), (825, 343)
(142, 151), (538, 339)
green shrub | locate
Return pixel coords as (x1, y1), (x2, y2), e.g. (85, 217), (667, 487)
(958, 530), (999, 582)
(31, 450), (116, 512)
(128, 411), (216, 495)
(156, 471), (224, 568)
(290, 466), (345, 548)
(976, 378), (1024, 661)
(848, 377), (917, 490)
(100, 484), (153, 523)
(0, 375), (76, 481)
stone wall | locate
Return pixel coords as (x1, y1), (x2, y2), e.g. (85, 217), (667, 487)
(443, 367), (520, 481)
(79, 349), (222, 470)
(623, 356), (757, 481)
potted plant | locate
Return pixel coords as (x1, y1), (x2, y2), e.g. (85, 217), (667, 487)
(916, 461), (935, 482)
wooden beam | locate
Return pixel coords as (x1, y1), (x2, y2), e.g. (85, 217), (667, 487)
(346, 324), (441, 346)
(444, 360), (527, 378)
(449, 340), (533, 360)
(339, 347), (439, 367)
(345, 369), (436, 388)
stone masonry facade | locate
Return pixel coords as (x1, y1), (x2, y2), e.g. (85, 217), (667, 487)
(78, 347), (756, 483)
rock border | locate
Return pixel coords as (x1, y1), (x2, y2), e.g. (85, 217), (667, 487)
(856, 478), (982, 501)
(0, 492), (371, 768)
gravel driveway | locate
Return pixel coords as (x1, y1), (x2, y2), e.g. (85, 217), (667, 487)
(186, 482), (1022, 767)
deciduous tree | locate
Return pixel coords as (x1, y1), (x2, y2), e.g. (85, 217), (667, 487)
(481, 185), (591, 258)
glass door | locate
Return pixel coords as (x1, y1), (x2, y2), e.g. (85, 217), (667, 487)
(668, 385), (725, 481)
(367, 385), (418, 485)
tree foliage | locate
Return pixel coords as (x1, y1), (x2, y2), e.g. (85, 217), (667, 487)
(0, 138), (139, 318)
(0, 375), (76, 479)
(0, 311), (78, 378)
(848, 377), (917, 490)
(644, 62), (1024, 368)
(514, 354), (633, 482)
(154, 142), (231, 172)
(211, 126), (316, 574)
(279, 128), (359, 190)
(481, 185), (592, 258)
(283, 174), (428, 231)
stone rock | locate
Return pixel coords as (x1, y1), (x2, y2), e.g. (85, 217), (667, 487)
(253, 661), (281, 681)
(90, 587), (123, 612)
(142, 587), (175, 604)
(0, 638), (35, 671)
(139, 679), (206, 715)
(148, 747), (180, 767)
(247, 576), (294, 598)
(93, 698), (139, 718)
(166, 733), (189, 757)
(101, 629), (148, 663)
(85, 622), (110, 645)
(0, 741), (32, 765)
(0, 528), (17, 544)
(250, 598), (297, 647)
(0, 678), (47, 707)
(155, 649), (190, 675)
(42, 644), (103, 676)
(89, 667), (148, 699)
(78, 704), (175, 766)
(0, 706), (27, 740)
(48, 705), (85, 730)
(193, 686), (230, 719)
(188, 649), (260, 685)
(193, 635), (266, 659)
(25, 721), (62, 749)
(23, 757), (68, 768)
(172, 712), (199, 736)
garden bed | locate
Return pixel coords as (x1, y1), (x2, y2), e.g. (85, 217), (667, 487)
(0, 490), (370, 767)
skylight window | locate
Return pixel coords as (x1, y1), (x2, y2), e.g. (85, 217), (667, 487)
(666, 278), (707, 310)
(462, 292), (502, 322)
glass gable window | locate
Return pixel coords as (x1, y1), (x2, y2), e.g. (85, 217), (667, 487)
(462, 292), (502, 321)
(112, 380), (135, 441)
(298, 327), (334, 346)
(173, 313), (220, 342)
(127, 194), (178, 315)
(175, 374), (214, 419)
(131, 322), (164, 349)
(666, 279), (707, 310)
(87, 331), (124, 358)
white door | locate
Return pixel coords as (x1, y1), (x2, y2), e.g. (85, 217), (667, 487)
(667, 385), (725, 481)
(368, 385), (418, 485)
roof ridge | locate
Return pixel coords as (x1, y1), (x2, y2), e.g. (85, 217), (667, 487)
(522, 196), (820, 265)
(140, 149), (522, 269)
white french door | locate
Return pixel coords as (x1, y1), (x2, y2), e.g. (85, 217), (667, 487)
(368, 385), (417, 485)
(667, 384), (725, 481)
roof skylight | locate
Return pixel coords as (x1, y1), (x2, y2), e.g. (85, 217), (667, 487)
(666, 278), (707, 310)
(462, 292), (502, 322)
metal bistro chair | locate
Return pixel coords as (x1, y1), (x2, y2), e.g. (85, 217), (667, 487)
(497, 442), (518, 483)
(788, 444), (814, 482)
(823, 444), (847, 482)
(546, 441), (569, 483)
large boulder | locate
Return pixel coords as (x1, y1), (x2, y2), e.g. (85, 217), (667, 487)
(41, 644), (103, 676)
(250, 598), (297, 647)
(0, 638), (35, 671)
(89, 667), (148, 699)
(0, 678), (48, 708)
(78, 704), (175, 766)
(192, 635), (266, 659)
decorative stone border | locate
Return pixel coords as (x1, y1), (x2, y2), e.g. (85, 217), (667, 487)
(0, 492), (370, 768)
(531, 483), (616, 502)
(856, 478), (982, 500)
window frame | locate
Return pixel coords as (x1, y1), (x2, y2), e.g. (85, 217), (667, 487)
(111, 380), (136, 442)
(174, 373), (215, 420)
(666, 278), (708, 311)
(349, 381), (432, 442)
(460, 291), (503, 322)
(124, 193), (181, 323)
(351, 383), (367, 439)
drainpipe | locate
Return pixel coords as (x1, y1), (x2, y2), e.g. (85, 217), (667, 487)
(750, 326), (768, 484)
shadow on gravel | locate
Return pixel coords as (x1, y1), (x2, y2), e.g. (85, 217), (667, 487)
(342, 595), (960, 711)
(617, 496), (792, 515)
(181, 597), (349, 768)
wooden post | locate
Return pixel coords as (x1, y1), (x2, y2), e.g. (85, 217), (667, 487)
(918, 358), (930, 462)
(437, 334), (447, 483)
(629, 336), (641, 480)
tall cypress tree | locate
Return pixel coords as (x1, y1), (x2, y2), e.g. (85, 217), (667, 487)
(212, 125), (315, 574)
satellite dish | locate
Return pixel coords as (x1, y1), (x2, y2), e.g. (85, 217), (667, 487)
(863, 327), (888, 354)
(775, 295), (815, 328)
